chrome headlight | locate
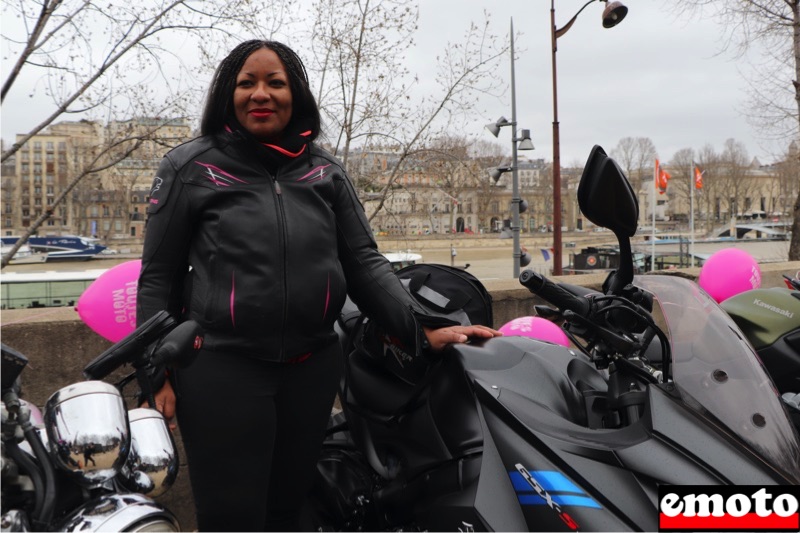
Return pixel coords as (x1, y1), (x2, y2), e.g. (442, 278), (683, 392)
(57, 493), (179, 532)
(44, 381), (129, 487)
(118, 408), (179, 497)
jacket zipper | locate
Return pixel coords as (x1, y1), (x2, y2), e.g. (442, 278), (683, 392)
(270, 172), (288, 359)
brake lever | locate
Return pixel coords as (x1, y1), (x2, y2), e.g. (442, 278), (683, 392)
(563, 309), (639, 355)
(534, 305), (562, 320)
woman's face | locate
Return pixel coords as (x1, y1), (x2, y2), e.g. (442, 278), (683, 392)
(233, 48), (293, 143)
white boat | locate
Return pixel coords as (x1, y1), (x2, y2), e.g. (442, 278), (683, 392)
(0, 235), (107, 262)
(1, 244), (47, 265)
(382, 251), (423, 272)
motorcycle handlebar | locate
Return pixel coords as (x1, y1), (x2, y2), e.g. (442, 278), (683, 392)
(83, 311), (177, 380)
(150, 320), (203, 369)
(519, 270), (591, 318)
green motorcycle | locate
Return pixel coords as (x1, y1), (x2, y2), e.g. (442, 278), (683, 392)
(721, 274), (800, 425)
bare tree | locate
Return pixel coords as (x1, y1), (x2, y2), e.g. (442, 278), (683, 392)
(774, 142), (800, 224)
(719, 138), (756, 219)
(610, 137), (637, 179)
(1, 0), (290, 267)
(610, 136), (657, 224)
(305, 0), (506, 224)
(470, 138), (507, 230)
(672, 0), (800, 259)
(696, 143), (721, 234)
(666, 147), (695, 226)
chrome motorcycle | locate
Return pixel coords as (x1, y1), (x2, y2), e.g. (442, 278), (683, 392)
(1, 311), (201, 532)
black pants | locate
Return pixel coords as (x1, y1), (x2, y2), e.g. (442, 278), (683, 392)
(173, 341), (342, 532)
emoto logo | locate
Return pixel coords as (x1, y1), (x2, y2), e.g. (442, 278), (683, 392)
(658, 486), (800, 532)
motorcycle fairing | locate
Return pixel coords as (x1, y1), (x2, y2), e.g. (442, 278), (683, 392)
(721, 287), (800, 393)
(474, 385), (639, 532)
(453, 334), (796, 531)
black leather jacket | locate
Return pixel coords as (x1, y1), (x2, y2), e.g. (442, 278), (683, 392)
(137, 132), (447, 361)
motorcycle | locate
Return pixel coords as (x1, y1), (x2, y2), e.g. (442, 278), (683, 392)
(1, 311), (202, 532)
(718, 270), (800, 427)
(308, 145), (800, 532)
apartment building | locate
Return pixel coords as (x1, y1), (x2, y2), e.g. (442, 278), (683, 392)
(2, 118), (193, 247)
(2, 122), (794, 243)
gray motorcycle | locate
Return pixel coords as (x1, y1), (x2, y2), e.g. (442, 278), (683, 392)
(308, 145), (800, 531)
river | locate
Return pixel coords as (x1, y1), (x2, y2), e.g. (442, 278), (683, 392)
(2, 237), (793, 283)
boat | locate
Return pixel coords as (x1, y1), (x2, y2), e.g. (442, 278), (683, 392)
(0, 235), (107, 262)
(382, 251), (423, 272)
(0, 243), (47, 265)
(1, 269), (107, 309)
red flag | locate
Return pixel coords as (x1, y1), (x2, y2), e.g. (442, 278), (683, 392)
(658, 168), (671, 194)
(694, 165), (704, 189)
(654, 159), (661, 191)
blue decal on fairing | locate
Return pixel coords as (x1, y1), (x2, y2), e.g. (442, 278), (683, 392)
(509, 470), (602, 509)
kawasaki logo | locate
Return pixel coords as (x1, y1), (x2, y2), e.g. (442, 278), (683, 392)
(752, 298), (794, 319)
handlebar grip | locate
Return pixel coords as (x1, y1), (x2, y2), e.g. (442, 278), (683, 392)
(83, 311), (176, 380)
(150, 320), (204, 368)
(519, 270), (591, 318)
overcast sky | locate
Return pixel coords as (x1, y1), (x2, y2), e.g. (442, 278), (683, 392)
(413, 1), (785, 167)
(2, 1), (789, 168)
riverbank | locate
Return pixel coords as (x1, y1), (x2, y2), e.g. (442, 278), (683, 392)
(2, 231), (793, 281)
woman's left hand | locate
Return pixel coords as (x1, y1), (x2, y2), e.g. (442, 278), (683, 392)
(423, 325), (502, 352)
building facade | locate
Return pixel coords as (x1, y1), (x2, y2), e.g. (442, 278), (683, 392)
(2, 118), (192, 248)
(2, 122), (794, 247)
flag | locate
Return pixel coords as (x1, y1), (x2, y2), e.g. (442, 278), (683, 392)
(694, 165), (704, 190)
(658, 168), (671, 194)
(540, 247), (554, 261)
(654, 159), (661, 191)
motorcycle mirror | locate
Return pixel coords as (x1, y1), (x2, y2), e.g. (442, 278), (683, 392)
(1, 343), (28, 392)
(577, 145), (638, 238)
(577, 145), (639, 294)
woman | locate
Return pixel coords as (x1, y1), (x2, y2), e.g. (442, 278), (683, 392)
(137, 39), (500, 531)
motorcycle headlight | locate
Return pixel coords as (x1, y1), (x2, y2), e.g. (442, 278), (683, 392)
(118, 408), (179, 497)
(58, 493), (180, 532)
(44, 381), (130, 487)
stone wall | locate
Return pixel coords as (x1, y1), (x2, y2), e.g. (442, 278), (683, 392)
(2, 261), (798, 529)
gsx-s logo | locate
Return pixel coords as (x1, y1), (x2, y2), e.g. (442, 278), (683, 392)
(512, 464), (602, 531)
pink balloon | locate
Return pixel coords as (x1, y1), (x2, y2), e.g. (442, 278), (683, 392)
(698, 248), (761, 303)
(76, 260), (141, 342)
(498, 316), (569, 347)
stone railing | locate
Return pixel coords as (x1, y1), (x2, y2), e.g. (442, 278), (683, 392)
(2, 262), (798, 530)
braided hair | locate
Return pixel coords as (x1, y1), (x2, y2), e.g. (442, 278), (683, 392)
(201, 40), (321, 142)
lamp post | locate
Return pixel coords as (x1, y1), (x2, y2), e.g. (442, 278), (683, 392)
(550, 0), (627, 275)
(486, 19), (535, 279)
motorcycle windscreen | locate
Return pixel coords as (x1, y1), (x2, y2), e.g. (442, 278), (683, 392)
(636, 275), (800, 482)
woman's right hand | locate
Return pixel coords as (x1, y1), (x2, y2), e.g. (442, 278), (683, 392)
(143, 378), (177, 431)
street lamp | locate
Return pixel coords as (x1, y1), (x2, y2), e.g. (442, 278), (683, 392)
(550, 0), (627, 275)
(486, 19), (535, 279)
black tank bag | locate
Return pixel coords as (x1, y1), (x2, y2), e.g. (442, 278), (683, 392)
(355, 263), (494, 386)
